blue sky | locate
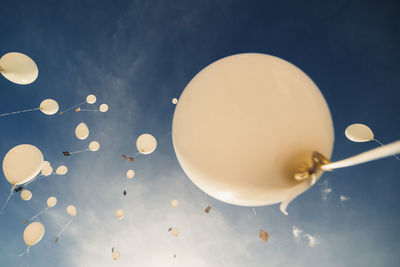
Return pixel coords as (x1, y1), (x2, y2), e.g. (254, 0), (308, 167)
(1, 0), (400, 266)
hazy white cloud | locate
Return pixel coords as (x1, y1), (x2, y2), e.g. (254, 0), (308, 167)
(320, 180), (332, 200)
(304, 234), (319, 247)
(292, 226), (302, 239)
(340, 195), (350, 202)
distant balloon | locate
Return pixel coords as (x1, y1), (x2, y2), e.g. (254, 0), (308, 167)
(42, 161), (50, 169)
(126, 169), (135, 179)
(345, 123), (374, 142)
(39, 99), (59, 115)
(171, 228), (179, 237)
(2, 144), (44, 185)
(56, 165), (68, 175)
(172, 53), (334, 207)
(86, 94), (97, 104)
(88, 141), (100, 152)
(21, 190), (32, 201)
(23, 222), (45, 247)
(99, 104), (109, 112)
(112, 250), (120, 260)
(66, 205), (77, 216)
(171, 200), (178, 208)
(47, 196), (57, 207)
(172, 98), (178, 104)
(0, 52), (38, 85)
(75, 123), (89, 140)
(136, 134), (157, 155)
(41, 165), (53, 176)
(116, 209), (124, 219)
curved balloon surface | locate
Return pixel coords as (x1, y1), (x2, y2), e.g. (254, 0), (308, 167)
(86, 94), (96, 104)
(66, 205), (77, 216)
(126, 169), (135, 179)
(23, 222), (45, 247)
(56, 165), (68, 175)
(2, 144), (44, 185)
(345, 123), (374, 142)
(75, 123), (89, 140)
(0, 52), (38, 85)
(88, 141), (100, 151)
(171, 200), (178, 208)
(40, 99), (59, 115)
(172, 53), (334, 206)
(136, 134), (157, 155)
(47, 196), (57, 207)
(99, 104), (108, 112)
(21, 190), (32, 201)
(116, 209), (124, 219)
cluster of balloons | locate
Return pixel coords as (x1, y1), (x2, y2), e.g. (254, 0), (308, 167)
(59, 94), (108, 115)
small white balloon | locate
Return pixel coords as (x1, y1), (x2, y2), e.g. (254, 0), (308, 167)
(47, 196), (57, 207)
(136, 134), (157, 155)
(66, 205), (77, 216)
(99, 104), (109, 112)
(42, 161), (50, 169)
(21, 190), (32, 201)
(86, 94), (96, 104)
(41, 165), (53, 176)
(75, 123), (89, 140)
(171, 200), (178, 208)
(56, 165), (68, 175)
(171, 228), (179, 237)
(172, 98), (178, 104)
(112, 250), (120, 260)
(23, 222), (45, 247)
(116, 209), (124, 219)
(88, 141), (100, 152)
(126, 169), (135, 179)
(345, 123), (374, 142)
(0, 52), (38, 85)
(39, 99), (59, 115)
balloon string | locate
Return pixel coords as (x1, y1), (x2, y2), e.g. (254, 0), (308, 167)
(0, 185), (16, 215)
(373, 139), (400, 160)
(27, 207), (49, 223)
(0, 107), (39, 117)
(59, 101), (85, 114)
(69, 148), (90, 155)
(79, 109), (100, 112)
(17, 246), (29, 257)
(24, 174), (44, 187)
(56, 218), (73, 239)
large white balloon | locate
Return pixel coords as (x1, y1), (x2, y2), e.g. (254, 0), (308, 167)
(88, 141), (100, 151)
(126, 169), (135, 179)
(21, 190), (32, 201)
(99, 104), (108, 112)
(0, 52), (38, 85)
(2, 144), (44, 185)
(115, 209), (124, 219)
(172, 53), (334, 207)
(47, 196), (57, 207)
(136, 134), (157, 155)
(23, 222), (45, 247)
(345, 123), (374, 142)
(56, 165), (68, 175)
(86, 94), (96, 104)
(39, 99), (59, 115)
(75, 123), (89, 140)
(66, 205), (77, 216)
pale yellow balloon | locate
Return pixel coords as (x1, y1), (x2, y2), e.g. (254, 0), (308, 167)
(86, 94), (96, 104)
(88, 141), (100, 152)
(171, 228), (179, 237)
(23, 222), (45, 247)
(99, 104), (109, 112)
(75, 123), (89, 140)
(172, 98), (178, 104)
(112, 251), (120, 260)
(56, 165), (68, 175)
(126, 169), (135, 179)
(136, 134), (157, 155)
(345, 123), (374, 142)
(172, 53), (334, 207)
(2, 144), (44, 185)
(47, 196), (57, 207)
(41, 165), (53, 176)
(116, 209), (124, 219)
(66, 205), (77, 216)
(39, 99), (59, 115)
(21, 190), (32, 201)
(42, 161), (50, 169)
(0, 52), (38, 85)
(171, 200), (178, 208)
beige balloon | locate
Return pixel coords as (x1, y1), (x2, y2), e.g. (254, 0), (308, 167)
(39, 99), (59, 115)
(2, 144), (44, 185)
(86, 94), (96, 104)
(88, 141), (100, 151)
(23, 222), (45, 247)
(345, 123), (374, 142)
(116, 209), (124, 219)
(172, 98), (178, 104)
(66, 205), (77, 216)
(47, 196), (57, 207)
(126, 169), (135, 179)
(172, 53), (334, 207)
(171, 228), (179, 237)
(75, 123), (89, 140)
(21, 190), (32, 201)
(112, 251), (120, 260)
(99, 104), (109, 112)
(42, 161), (50, 169)
(136, 134), (157, 155)
(0, 52), (38, 85)
(171, 200), (178, 208)
(41, 165), (53, 176)
(56, 165), (68, 175)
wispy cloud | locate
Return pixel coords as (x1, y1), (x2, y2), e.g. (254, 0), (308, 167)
(340, 195), (350, 202)
(320, 180), (332, 200)
(292, 226), (302, 239)
(304, 234), (319, 247)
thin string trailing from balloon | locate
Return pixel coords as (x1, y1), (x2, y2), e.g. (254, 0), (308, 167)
(59, 101), (85, 115)
(79, 109), (100, 112)
(24, 207), (50, 224)
(0, 185), (16, 215)
(17, 246), (30, 257)
(68, 148), (90, 155)
(24, 174), (44, 187)
(252, 207), (262, 231)
(373, 139), (400, 160)
(0, 107), (39, 117)
(55, 218), (73, 242)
